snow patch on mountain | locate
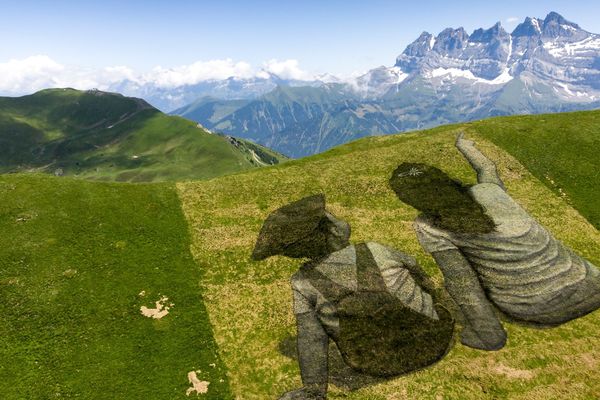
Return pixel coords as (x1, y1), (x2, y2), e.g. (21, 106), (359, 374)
(352, 66), (409, 97)
(427, 67), (513, 85)
(543, 36), (600, 58)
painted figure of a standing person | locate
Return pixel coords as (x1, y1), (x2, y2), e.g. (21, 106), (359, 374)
(252, 194), (454, 399)
(389, 133), (600, 351)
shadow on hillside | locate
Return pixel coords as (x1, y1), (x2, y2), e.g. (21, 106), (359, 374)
(278, 335), (388, 391)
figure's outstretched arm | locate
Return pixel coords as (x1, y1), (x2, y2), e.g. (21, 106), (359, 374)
(432, 249), (507, 351)
(456, 132), (505, 189)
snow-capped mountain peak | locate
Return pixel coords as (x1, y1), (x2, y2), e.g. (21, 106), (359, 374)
(512, 17), (543, 37)
(542, 11), (582, 37)
(395, 20), (511, 80)
(352, 11), (600, 103)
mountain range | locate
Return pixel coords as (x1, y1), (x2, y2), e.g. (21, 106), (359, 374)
(110, 73), (339, 113)
(166, 12), (600, 157)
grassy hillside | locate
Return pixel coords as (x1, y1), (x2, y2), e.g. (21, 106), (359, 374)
(0, 88), (285, 182)
(470, 110), (600, 229)
(0, 174), (232, 399)
(177, 111), (600, 399)
(2, 110), (599, 399)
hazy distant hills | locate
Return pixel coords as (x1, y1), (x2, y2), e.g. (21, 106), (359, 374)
(170, 12), (600, 158)
(111, 73), (333, 113)
(171, 85), (402, 157)
(0, 88), (285, 181)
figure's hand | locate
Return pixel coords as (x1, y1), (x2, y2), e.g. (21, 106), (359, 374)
(460, 324), (507, 351)
(278, 386), (327, 400)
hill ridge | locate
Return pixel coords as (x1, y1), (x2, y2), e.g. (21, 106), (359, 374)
(0, 88), (286, 182)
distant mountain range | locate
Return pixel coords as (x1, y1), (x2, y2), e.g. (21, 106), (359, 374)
(0, 89), (285, 181)
(110, 74), (339, 113)
(163, 12), (600, 158)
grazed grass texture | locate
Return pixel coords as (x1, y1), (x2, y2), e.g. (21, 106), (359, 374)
(0, 174), (232, 399)
(177, 123), (600, 399)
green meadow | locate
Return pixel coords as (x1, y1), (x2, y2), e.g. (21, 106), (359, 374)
(0, 175), (231, 399)
(1, 109), (599, 399)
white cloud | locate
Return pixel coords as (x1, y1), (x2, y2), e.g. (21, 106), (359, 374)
(0, 56), (318, 95)
(0, 56), (140, 94)
(142, 59), (255, 88)
(505, 17), (520, 24)
(102, 66), (137, 83)
(0, 55), (65, 94)
(262, 59), (312, 80)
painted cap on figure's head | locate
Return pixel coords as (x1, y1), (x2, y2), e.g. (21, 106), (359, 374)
(251, 194), (329, 261)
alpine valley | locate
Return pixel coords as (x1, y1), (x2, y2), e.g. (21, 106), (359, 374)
(162, 12), (600, 157)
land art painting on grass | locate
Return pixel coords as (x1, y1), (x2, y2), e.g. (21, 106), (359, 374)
(177, 113), (600, 399)
(244, 132), (600, 399)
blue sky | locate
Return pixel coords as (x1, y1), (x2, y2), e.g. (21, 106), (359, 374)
(1, 0), (599, 93)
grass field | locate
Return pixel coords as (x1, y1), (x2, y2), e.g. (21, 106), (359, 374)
(1, 110), (599, 399)
(472, 110), (600, 229)
(0, 175), (232, 399)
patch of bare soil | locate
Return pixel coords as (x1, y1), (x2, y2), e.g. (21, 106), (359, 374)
(186, 371), (210, 396)
(492, 363), (535, 380)
(140, 295), (172, 319)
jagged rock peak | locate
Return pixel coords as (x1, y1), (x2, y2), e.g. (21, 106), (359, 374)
(512, 17), (543, 37)
(470, 22), (509, 43)
(392, 11), (594, 79)
(543, 11), (579, 28)
(433, 27), (469, 52)
(541, 11), (583, 37)
(512, 12), (584, 38)
(402, 31), (435, 57)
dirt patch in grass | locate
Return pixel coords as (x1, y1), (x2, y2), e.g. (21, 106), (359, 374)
(140, 295), (172, 319)
(186, 371), (210, 396)
(491, 363), (535, 380)
(62, 269), (78, 278)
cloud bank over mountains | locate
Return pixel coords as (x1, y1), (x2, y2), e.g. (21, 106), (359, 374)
(0, 55), (316, 95)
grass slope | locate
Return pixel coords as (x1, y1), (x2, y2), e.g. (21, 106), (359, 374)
(470, 110), (600, 229)
(0, 88), (285, 182)
(177, 112), (600, 399)
(0, 174), (232, 399)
